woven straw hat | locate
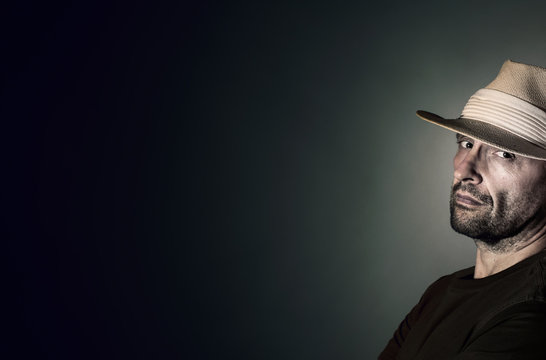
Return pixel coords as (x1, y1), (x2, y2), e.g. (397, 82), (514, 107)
(417, 60), (546, 160)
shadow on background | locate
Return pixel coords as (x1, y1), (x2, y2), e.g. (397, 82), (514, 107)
(5, 1), (546, 359)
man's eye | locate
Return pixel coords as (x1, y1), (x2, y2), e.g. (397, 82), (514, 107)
(495, 151), (515, 159)
(458, 140), (473, 149)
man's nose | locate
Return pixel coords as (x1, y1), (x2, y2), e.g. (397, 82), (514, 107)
(454, 150), (483, 184)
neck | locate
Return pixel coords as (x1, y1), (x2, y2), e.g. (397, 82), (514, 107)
(474, 224), (546, 278)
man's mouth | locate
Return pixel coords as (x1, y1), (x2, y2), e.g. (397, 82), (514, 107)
(455, 192), (484, 207)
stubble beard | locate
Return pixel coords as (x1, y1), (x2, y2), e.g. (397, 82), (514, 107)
(449, 182), (532, 250)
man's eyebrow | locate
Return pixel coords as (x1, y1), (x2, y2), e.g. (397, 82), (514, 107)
(455, 133), (474, 141)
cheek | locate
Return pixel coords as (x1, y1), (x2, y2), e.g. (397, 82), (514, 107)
(522, 180), (546, 204)
(499, 178), (546, 210)
(510, 167), (546, 194)
(484, 162), (518, 187)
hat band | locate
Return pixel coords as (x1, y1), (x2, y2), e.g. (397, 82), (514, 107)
(461, 88), (546, 150)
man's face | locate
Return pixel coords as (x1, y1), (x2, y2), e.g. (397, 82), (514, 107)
(450, 134), (546, 249)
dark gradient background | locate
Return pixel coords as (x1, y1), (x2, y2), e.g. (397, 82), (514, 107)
(5, 1), (546, 359)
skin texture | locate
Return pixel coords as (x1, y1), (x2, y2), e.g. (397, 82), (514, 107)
(450, 134), (546, 278)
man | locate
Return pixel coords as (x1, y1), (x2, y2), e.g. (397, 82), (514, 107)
(379, 60), (546, 359)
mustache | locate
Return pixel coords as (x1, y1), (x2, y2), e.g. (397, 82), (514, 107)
(452, 182), (493, 205)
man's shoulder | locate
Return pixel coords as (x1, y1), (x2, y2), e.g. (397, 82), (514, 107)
(534, 248), (546, 269)
(435, 249), (546, 286)
(415, 266), (474, 306)
(425, 266), (474, 290)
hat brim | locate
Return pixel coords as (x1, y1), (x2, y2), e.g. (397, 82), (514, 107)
(416, 110), (546, 160)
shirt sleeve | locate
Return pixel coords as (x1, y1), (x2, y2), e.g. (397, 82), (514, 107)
(378, 307), (418, 360)
(454, 301), (546, 360)
(378, 276), (448, 360)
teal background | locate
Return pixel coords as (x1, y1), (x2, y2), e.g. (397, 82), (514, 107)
(6, 1), (546, 359)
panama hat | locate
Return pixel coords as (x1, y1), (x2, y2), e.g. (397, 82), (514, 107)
(417, 60), (546, 160)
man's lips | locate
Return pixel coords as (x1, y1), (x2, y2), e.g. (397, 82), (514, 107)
(455, 192), (484, 206)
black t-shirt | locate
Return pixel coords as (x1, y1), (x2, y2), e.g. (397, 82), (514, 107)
(379, 251), (546, 359)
